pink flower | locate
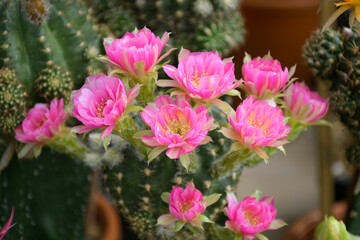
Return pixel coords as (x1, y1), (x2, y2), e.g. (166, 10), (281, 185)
(15, 98), (68, 144)
(140, 95), (213, 163)
(225, 192), (286, 239)
(0, 208), (14, 240)
(284, 82), (329, 124)
(242, 54), (289, 99)
(160, 49), (239, 101)
(71, 74), (140, 138)
(169, 182), (206, 222)
(157, 182), (220, 231)
(220, 96), (291, 161)
(104, 27), (170, 79)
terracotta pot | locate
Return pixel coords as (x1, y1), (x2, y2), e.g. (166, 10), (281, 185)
(85, 192), (122, 240)
(231, 0), (321, 85)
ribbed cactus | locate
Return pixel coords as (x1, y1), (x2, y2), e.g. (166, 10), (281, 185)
(304, 27), (360, 140)
(304, 25), (360, 236)
(87, 0), (244, 57)
(0, 0), (102, 239)
(303, 29), (343, 79)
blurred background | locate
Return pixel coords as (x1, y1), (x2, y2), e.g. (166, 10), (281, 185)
(234, 0), (354, 239)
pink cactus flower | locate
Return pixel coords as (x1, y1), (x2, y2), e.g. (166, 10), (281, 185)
(103, 27), (170, 79)
(225, 192), (286, 239)
(169, 182), (206, 222)
(15, 98), (68, 144)
(220, 96), (291, 161)
(140, 95), (213, 165)
(157, 182), (220, 231)
(160, 49), (239, 102)
(71, 74), (140, 138)
(284, 82), (329, 124)
(0, 208), (14, 240)
(242, 54), (289, 99)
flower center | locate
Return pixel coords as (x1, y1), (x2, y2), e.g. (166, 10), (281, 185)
(190, 69), (207, 87)
(165, 111), (190, 136)
(179, 201), (193, 212)
(244, 209), (260, 226)
(32, 117), (46, 130)
(246, 111), (270, 136)
(95, 98), (109, 118)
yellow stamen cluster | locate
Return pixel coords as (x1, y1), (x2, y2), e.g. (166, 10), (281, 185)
(180, 201), (193, 212)
(246, 112), (270, 136)
(95, 98), (109, 118)
(190, 69), (208, 87)
(244, 209), (260, 226)
(165, 111), (190, 136)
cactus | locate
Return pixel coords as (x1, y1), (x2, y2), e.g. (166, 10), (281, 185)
(303, 29), (343, 79)
(304, 27), (360, 139)
(87, 0), (245, 57)
(0, 147), (90, 240)
(304, 20), (360, 238)
(0, 0), (102, 238)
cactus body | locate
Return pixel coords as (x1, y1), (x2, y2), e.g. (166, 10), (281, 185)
(0, 0), (102, 238)
(304, 26), (360, 235)
(304, 28), (360, 138)
(303, 29), (343, 79)
(87, 0), (244, 57)
(0, 147), (90, 240)
(0, 0), (102, 135)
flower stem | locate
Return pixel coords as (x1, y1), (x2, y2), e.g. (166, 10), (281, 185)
(130, 73), (157, 107)
(211, 148), (255, 178)
(49, 132), (91, 160)
(114, 115), (151, 156)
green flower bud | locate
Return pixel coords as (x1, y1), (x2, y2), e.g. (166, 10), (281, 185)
(315, 216), (349, 240)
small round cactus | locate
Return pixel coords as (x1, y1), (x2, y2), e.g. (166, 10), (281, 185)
(35, 65), (73, 102)
(0, 69), (27, 114)
(0, 110), (26, 135)
(303, 29), (343, 79)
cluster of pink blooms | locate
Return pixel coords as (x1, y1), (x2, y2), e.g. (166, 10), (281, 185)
(13, 27), (330, 236)
(157, 181), (285, 238)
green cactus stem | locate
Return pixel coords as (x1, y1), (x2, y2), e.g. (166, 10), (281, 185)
(0, 0), (103, 239)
